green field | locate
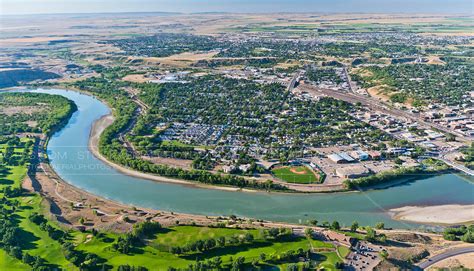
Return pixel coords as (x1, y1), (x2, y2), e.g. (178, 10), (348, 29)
(337, 246), (351, 258)
(272, 165), (320, 184)
(0, 250), (29, 271)
(70, 225), (347, 270)
(0, 139), (343, 270)
(0, 139), (70, 270)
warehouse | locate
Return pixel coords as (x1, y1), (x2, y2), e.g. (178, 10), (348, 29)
(336, 166), (371, 179)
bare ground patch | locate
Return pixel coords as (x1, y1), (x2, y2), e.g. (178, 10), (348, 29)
(367, 85), (392, 102)
(142, 156), (193, 170)
(132, 51), (219, 68)
(122, 74), (149, 83)
(429, 252), (474, 270)
(1, 106), (46, 116)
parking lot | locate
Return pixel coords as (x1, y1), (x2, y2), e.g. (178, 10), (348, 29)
(346, 241), (382, 270)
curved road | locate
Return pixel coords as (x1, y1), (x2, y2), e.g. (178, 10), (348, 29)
(417, 246), (474, 270)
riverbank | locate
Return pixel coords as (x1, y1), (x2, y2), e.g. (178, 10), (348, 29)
(345, 165), (455, 191)
(26, 160), (233, 232)
(88, 113), (261, 193)
(390, 204), (474, 225)
(86, 100), (418, 195)
(27, 85), (454, 195)
(16, 87), (474, 228)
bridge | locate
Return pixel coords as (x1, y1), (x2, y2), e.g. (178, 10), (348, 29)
(438, 157), (474, 176)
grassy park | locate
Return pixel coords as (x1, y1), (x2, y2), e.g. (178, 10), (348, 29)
(271, 165), (320, 184)
(0, 138), (346, 270)
(73, 225), (346, 270)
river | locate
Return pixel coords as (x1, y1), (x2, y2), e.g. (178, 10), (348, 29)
(17, 88), (474, 229)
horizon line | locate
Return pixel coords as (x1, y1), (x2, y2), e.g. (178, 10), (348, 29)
(2, 10), (474, 17)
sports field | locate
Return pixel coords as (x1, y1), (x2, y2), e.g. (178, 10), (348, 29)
(271, 165), (320, 184)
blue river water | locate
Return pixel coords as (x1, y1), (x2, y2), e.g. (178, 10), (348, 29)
(18, 88), (474, 229)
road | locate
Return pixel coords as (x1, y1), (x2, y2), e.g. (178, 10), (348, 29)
(287, 71), (301, 92)
(299, 84), (471, 144)
(298, 84), (473, 176)
(417, 246), (474, 270)
(342, 65), (356, 94)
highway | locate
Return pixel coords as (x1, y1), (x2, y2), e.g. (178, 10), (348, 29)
(417, 246), (474, 270)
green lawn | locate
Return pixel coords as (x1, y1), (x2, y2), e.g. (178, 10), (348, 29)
(73, 226), (344, 270)
(272, 165), (319, 184)
(15, 194), (70, 268)
(0, 141), (70, 269)
(74, 231), (192, 270)
(337, 246), (351, 258)
(161, 140), (194, 148)
(151, 225), (260, 248)
(310, 239), (335, 249)
(0, 249), (29, 271)
(0, 142), (341, 270)
(317, 251), (344, 271)
(337, 230), (365, 240)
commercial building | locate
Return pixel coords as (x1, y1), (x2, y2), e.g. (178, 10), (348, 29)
(350, 150), (369, 161)
(336, 166), (371, 179)
(328, 153), (346, 163)
(322, 230), (356, 247)
(327, 152), (356, 163)
(366, 151), (382, 160)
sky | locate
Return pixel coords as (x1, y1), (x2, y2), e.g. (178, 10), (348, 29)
(1, 0), (472, 15)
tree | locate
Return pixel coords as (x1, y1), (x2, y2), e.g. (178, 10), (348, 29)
(9, 246), (22, 259)
(443, 233), (457, 241)
(350, 221), (359, 232)
(259, 253), (266, 262)
(394, 157), (403, 165)
(365, 227), (376, 242)
(22, 253), (35, 265)
(305, 228), (314, 238)
(267, 228), (280, 238)
(217, 236), (226, 247)
(375, 222), (385, 230)
(231, 257), (245, 271)
(331, 221), (341, 231)
(445, 134), (456, 142)
(461, 231), (474, 243)
(380, 250), (389, 260)
(113, 235), (133, 254)
(244, 233), (254, 243)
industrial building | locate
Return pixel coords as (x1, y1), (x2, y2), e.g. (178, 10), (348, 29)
(327, 152), (355, 163)
(336, 166), (371, 179)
